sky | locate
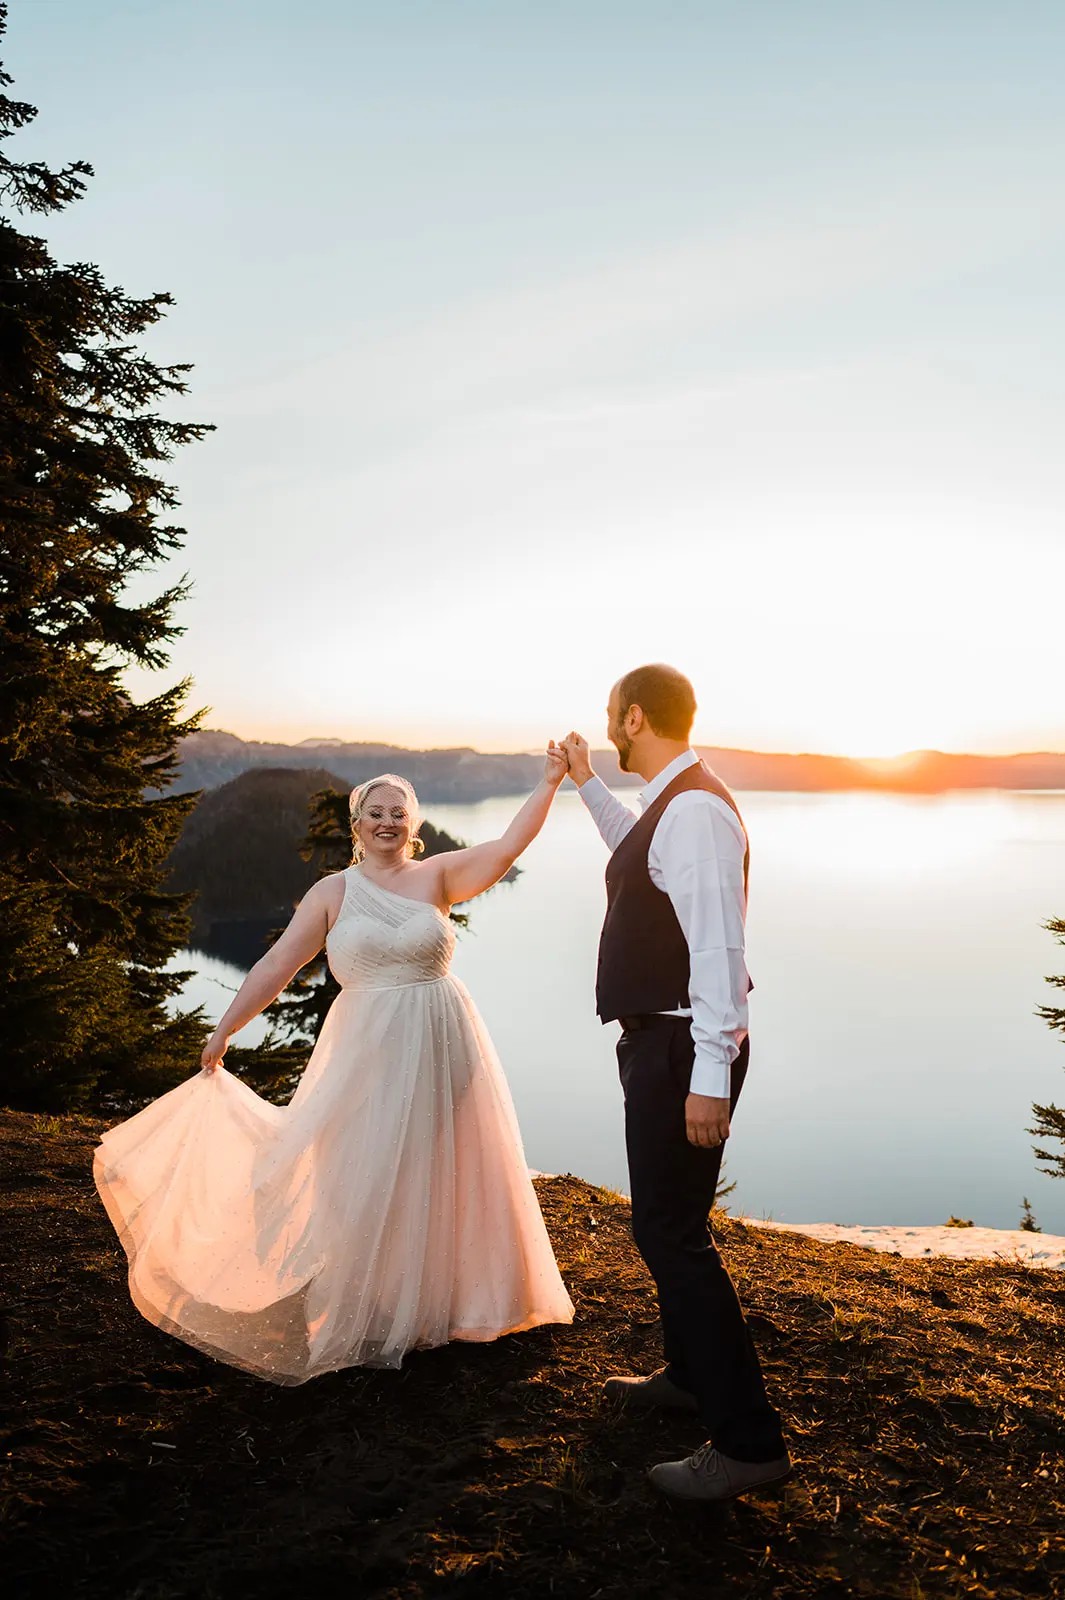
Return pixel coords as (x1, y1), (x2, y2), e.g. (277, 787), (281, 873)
(9, 2), (1065, 755)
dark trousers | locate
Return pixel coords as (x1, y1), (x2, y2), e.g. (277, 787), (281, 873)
(617, 1019), (785, 1463)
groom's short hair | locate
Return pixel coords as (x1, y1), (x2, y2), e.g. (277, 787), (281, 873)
(616, 663), (696, 739)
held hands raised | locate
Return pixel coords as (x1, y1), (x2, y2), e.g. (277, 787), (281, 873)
(559, 731), (594, 787)
(545, 734), (594, 788)
(544, 740), (569, 788)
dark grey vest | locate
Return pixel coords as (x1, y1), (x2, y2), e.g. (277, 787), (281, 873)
(595, 760), (749, 1024)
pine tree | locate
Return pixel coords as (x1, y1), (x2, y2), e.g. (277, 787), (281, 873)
(0, 11), (211, 1108)
(1030, 917), (1065, 1180)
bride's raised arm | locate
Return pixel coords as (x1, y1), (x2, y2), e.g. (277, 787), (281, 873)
(438, 744), (567, 908)
(200, 875), (342, 1071)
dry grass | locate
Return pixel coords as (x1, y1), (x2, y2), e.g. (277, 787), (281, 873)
(1, 1109), (1063, 1599)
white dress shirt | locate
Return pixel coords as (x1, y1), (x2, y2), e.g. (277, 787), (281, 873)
(578, 749), (750, 1100)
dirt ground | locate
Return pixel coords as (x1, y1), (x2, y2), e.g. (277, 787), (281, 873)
(2, 1108), (1063, 1599)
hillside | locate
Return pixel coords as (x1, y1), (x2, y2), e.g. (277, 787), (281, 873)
(165, 730), (1065, 800)
(166, 765), (346, 938)
(3, 1109), (1063, 1599)
(165, 767), (468, 965)
(166, 731), (558, 801)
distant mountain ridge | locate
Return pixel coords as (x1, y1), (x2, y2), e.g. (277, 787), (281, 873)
(167, 731), (562, 802)
(166, 730), (1065, 799)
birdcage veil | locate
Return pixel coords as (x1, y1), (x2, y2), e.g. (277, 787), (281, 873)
(349, 774), (424, 863)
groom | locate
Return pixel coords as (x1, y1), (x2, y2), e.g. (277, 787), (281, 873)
(560, 664), (790, 1501)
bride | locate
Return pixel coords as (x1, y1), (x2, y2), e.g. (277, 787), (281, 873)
(94, 751), (575, 1383)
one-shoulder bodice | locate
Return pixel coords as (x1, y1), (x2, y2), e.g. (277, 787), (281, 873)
(325, 868), (455, 990)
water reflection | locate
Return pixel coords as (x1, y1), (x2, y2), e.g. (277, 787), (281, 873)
(189, 918), (278, 971)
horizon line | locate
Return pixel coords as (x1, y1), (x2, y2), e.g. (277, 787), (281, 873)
(187, 728), (1065, 763)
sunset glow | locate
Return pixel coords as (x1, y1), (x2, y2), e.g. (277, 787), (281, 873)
(18, 4), (1063, 762)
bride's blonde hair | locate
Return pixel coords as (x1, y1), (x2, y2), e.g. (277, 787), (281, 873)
(349, 774), (424, 864)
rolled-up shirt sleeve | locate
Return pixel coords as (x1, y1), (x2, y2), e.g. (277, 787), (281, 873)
(650, 795), (749, 1099)
(576, 774), (639, 852)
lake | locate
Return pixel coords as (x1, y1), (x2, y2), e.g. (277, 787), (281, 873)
(171, 788), (1065, 1234)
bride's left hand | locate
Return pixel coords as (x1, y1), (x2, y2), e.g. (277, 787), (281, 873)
(544, 740), (569, 787)
(201, 1030), (230, 1073)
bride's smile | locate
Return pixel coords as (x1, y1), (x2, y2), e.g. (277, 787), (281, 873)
(357, 790), (414, 861)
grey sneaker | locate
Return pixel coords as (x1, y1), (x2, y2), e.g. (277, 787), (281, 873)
(601, 1367), (699, 1413)
(648, 1441), (792, 1501)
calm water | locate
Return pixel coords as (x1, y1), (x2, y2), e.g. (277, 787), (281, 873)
(172, 789), (1065, 1234)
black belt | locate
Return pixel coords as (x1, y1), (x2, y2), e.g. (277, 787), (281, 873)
(619, 1013), (690, 1032)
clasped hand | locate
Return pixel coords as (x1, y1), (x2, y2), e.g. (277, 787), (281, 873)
(544, 731), (593, 788)
(544, 740), (568, 786)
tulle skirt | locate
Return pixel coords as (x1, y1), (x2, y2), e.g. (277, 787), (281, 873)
(94, 975), (574, 1383)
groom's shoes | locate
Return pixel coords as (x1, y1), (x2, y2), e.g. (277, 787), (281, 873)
(648, 1442), (793, 1502)
(601, 1366), (699, 1413)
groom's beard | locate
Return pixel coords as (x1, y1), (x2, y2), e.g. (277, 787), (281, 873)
(612, 730), (633, 772)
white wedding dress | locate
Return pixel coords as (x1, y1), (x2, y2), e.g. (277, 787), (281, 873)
(94, 867), (574, 1383)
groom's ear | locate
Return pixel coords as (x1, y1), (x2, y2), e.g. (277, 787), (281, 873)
(626, 703), (645, 736)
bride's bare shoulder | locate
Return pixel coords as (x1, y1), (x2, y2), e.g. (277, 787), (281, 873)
(413, 854), (451, 881)
(305, 872), (348, 915)
(406, 856), (451, 904)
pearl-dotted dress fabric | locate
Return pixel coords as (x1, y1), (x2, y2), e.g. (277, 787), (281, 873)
(94, 868), (574, 1383)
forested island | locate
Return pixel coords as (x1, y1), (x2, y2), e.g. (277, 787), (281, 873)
(165, 767), (474, 970)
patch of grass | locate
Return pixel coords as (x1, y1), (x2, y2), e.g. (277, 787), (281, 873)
(828, 1302), (880, 1348)
(538, 1442), (591, 1505)
(28, 1113), (64, 1136)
